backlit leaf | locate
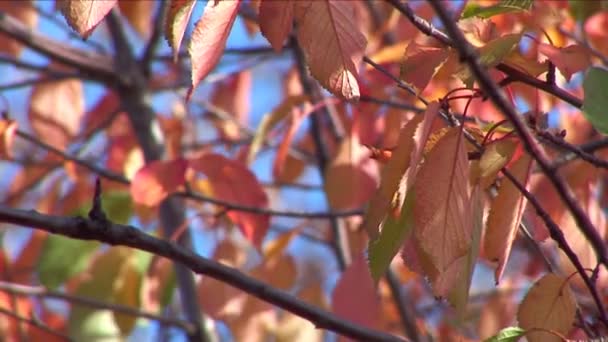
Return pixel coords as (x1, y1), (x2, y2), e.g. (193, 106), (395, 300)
(0, 119), (17, 159)
(457, 33), (522, 88)
(483, 326), (525, 342)
(58, 0), (117, 38)
(130, 159), (188, 207)
(471, 138), (518, 189)
(188, 0), (240, 100)
(462, 0), (533, 19)
(208, 71), (252, 141)
(400, 41), (449, 93)
(413, 128), (471, 280)
(29, 77), (85, 150)
(517, 274), (576, 342)
(582, 67), (608, 134)
(295, 0), (367, 100)
(484, 152), (532, 283)
(189, 153), (270, 247)
(118, 0), (155, 38)
(165, 0), (196, 61)
(259, 0), (294, 52)
(538, 43), (591, 82)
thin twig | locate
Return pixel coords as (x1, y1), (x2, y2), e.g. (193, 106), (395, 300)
(0, 281), (195, 333)
(0, 205), (408, 342)
(0, 306), (72, 342)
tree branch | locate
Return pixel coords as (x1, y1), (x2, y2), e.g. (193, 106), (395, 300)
(0, 205), (407, 342)
(427, 0), (608, 285)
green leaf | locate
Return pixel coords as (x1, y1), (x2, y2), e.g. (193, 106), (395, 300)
(457, 33), (523, 88)
(462, 0), (533, 19)
(368, 191), (415, 282)
(38, 235), (99, 289)
(70, 191), (133, 225)
(483, 326), (526, 342)
(583, 67), (608, 135)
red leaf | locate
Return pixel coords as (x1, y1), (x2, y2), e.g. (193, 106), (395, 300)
(130, 159), (188, 207)
(58, 0), (117, 38)
(259, 0), (294, 52)
(332, 254), (380, 338)
(538, 43), (591, 81)
(188, 0), (240, 100)
(208, 71), (252, 141)
(189, 154), (270, 247)
(165, 0), (196, 61)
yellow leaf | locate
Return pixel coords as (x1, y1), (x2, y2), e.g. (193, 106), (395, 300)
(165, 0), (196, 61)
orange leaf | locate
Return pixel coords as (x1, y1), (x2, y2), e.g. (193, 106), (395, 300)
(470, 138), (518, 189)
(484, 151), (533, 283)
(363, 102), (439, 239)
(188, 0), (240, 100)
(259, 0), (294, 52)
(538, 43), (591, 82)
(58, 0), (117, 38)
(331, 255), (380, 334)
(29, 77), (85, 150)
(118, 0), (155, 38)
(325, 134), (378, 211)
(0, 0), (38, 57)
(295, 0), (367, 100)
(517, 274), (576, 342)
(400, 41), (449, 93)
(165, 0), (196, 61)
(130, 159), (188, 207)
(0, 119), (17, 159)
(189, 154), (270, 247)
(413, 128), (471, 277)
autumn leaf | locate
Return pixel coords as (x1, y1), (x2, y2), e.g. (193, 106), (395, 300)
(332, 255), (380, 333)
(470, 138), (518, 189)
(58, 0), (117, 38)
(582, 67), (608, 134)
(484, 152), (533, 283)
(188, 0), (240, 100)
(413, 127), (471, 279)
(517, 274), (576, 342)
(29, 77), (85, 150)
(259, 0), (294, 52)
(461, 0), (533, 19)
(165, 0), (196, 61)
(130, 159), (188, 207)
(118, 0), (155, 38)
(325, 134), (378, 211)
(207, 71), (252, 142)
(189, 153), (270, 247)
(294, 0), (367, 100)
(400, 41), (449, 93)
(538, 43), (591, 82)
(0, 119), (17, 159)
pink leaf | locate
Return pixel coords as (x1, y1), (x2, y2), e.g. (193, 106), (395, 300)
(58, 0), (117, 38)
(332, 254), (379, 337)
(538, 43), (591, 82)
(187, 0), (240, 100)
(130, 159), (188, 207)
(259, 0), (294, 52)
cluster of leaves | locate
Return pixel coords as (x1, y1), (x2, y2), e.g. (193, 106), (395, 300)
(0, 0), (607, 341)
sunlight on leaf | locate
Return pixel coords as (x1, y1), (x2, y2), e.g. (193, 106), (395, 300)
(461, 0), (533, 19)
(517, 274), (576, 342)
(165, 0), (196, 61)
(59, 0), (117, 38)
(130, 159), (188, 207)
(483, 326), (526, 342)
